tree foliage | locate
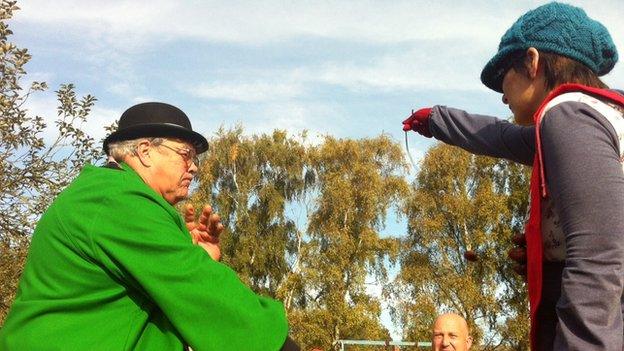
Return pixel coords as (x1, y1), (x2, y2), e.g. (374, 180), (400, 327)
(190, 128), (409, 350)
(287, 136), (408, 350)
(0, 0), (100, 324)
(191, 127), (309, 296)
(389, 144), (530, 350)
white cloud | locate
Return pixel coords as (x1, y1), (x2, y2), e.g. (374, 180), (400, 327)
(309, 45), (488, 92)
(254, 102), (344, 144)
(82, 105), (122, 142)
(24, 91), (120, 147)
(17, 1), (623, 47)
(190, 81), (305, 102)
(191, 99), (347, 147)
(15, 1), (506, 45)
(107, 82), (138, 97)
(186, 41), (487, 107)
(21, 71), (56, 87)
(15, 0), (624, 102)
(22, 92), (59, 145)
(14, 0), (624, 150)
(130, 96), (160, 105)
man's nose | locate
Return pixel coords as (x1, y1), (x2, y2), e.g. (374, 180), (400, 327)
(502, 94), (509, 105)
(188, 161), (198, 173)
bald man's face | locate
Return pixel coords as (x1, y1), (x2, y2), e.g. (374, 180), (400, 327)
(431, 314), (472, 351)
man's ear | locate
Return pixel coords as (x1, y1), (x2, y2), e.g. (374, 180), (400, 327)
(134, 139), (153, 167)
(466, 335), (473, 350)
(526, 47), (541, 79)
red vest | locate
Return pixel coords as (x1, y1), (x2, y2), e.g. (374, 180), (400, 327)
(527, 83), (624, 350)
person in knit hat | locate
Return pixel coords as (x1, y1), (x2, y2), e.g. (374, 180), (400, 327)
(403, 2), (621, 350)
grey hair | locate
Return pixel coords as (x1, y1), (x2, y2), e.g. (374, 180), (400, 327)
(107, 137), (164, 162)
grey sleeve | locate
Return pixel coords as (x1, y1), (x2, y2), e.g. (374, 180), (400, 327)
(541, 101), (624, 240)
(429, 105), (535, 165)
(540, 102), (624, 348)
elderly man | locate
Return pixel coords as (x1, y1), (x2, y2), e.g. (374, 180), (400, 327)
(432, 313), (472, 351)
(0, 102), (297, 350)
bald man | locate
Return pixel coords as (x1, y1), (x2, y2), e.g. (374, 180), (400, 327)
(431, 313), (472, 351)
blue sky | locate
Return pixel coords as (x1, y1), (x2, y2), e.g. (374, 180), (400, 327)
(12, 0), (624, 340)
(15, 0), (624, 166)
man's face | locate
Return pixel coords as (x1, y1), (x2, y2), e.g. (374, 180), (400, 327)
(150, 138), (198, 205)
(432, 314), (472, 351)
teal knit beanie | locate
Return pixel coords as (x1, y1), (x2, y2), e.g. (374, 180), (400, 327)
(481, 2), (618, 93)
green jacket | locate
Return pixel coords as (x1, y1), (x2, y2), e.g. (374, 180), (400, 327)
(0, 163), (288, 350)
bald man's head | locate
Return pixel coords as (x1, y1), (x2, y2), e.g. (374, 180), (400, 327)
(431, 313), (472, 351)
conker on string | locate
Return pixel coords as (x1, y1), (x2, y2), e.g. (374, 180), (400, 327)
(464, 250), (478, 262)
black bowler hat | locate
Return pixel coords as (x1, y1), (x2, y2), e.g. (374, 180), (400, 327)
(103, 102), (209, 155)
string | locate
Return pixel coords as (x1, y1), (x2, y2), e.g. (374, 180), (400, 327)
(404, 130), (418, 171)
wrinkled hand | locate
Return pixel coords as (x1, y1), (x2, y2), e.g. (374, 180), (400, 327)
(184, 204), (224, 261)
(508, 232), (527, 278)
(402, 107), (433, 138)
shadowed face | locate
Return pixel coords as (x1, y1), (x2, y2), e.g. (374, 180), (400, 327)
(501, 48), (549, 126)
(432, 313), (472, 351)
(501, 67), (544, 125)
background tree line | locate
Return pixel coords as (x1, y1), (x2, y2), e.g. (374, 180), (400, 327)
(0, 2), (530, 349)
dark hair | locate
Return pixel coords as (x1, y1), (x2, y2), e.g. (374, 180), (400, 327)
(506, 49), (609, 90)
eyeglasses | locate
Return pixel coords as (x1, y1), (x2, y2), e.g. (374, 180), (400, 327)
(158, 143), (200, 167)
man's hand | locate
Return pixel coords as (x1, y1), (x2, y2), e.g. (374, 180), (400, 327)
(402, 107), (433, 138)
(184, 204), (224, 261)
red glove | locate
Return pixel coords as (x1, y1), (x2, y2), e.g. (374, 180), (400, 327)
(402, 107), (433, 138)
